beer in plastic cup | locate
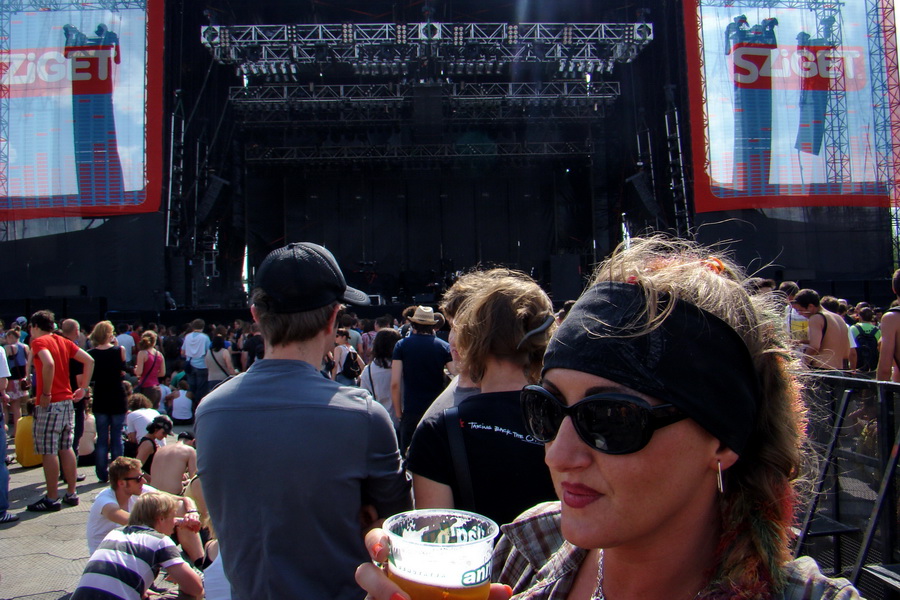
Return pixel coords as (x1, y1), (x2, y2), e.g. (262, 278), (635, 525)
(383, 509), (500, 600)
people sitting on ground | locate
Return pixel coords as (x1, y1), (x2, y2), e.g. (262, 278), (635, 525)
(136, 415), (173, 476)
(169, 359), (187, 391)
(124, 393), (161, 457)
(358, 236), (864, 600)
(74, 491), (204, 600)
(158, 374), (172, 415)
(166, 379), (195, 425)
(150, 431), (197, 495)
(86, 456), (204, 566)
(77, 397), (96, 467)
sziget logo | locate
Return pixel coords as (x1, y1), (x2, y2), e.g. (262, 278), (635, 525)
(729, 44), (866, 91)
(0, 46), (118, 97)
(460, 560), (491, 586)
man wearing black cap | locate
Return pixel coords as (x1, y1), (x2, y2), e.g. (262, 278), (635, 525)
(195, 242), (411, 600)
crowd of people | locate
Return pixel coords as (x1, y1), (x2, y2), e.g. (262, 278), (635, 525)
(4, 236), (899, 599)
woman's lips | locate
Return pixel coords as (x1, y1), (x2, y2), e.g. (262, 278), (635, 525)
(560, 482), (603, 509)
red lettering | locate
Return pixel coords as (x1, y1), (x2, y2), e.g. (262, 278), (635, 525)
(0, 45), (117, 97)
(729, 44), (866, 91)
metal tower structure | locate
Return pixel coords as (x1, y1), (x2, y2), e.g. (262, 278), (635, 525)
(0, 2), (11, 242)
(812, 6), (851, 184)
(865, 0), (900, 263)
(664, 85), (692, 236)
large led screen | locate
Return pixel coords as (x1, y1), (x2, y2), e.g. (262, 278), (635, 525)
(0, 0), (163, 220)
(684, 2), (896, 213)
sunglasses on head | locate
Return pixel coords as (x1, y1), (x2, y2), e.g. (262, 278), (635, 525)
(521, 384), (687, 455)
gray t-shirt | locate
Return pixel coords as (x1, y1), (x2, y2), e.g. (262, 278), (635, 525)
(195, 358), (411, 600)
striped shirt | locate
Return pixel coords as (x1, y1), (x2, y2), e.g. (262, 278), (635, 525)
(71, 525), (184, 600)
(492, 502), (862, 600)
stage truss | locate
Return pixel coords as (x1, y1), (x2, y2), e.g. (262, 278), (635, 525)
(202, 20), (652, 162)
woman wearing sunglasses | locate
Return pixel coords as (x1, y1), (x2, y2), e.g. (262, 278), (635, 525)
(357, 236), (860, 600)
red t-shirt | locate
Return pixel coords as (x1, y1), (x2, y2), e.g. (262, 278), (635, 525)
(31, 333), (80, 402)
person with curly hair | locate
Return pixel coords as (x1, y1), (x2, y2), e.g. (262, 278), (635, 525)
(358, 236), (860, 600)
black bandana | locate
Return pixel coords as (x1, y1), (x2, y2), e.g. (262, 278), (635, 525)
(543, 282), (760, 455)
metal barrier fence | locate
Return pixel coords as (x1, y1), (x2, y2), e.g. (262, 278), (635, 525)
(794, 372), (900, 599)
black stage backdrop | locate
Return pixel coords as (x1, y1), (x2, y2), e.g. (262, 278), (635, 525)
(0, 213), (167, 320)
(245, 164), (590, 303)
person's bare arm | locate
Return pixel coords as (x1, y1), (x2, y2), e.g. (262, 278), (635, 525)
(391, 360), (403, 419)
(135, 351), (146, 377)
(157, 354), (167, 378)
(100, 502), (130, 526)
(332, 346), (344, 379)
(806, 314), (824, 357)
(73, 348), (94, 399)
(412, 474), (455, 509)
(878, 312), (900, 380)
(36, 348), (55, 408)
(136, 439), (155, 472)
(24, 345), (32, 382)
(163, 562), (204, 597)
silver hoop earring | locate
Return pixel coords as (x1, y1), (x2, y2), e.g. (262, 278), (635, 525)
(717, 459), (724, 494)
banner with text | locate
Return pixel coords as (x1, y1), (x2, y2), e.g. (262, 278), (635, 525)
(0, 0), (163, 219)
(684, 2), (896, 212)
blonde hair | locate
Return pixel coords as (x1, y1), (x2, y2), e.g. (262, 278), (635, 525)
(90, 321), (114, 347)
(128, 492), (178, 528)
(590, 236), (806, 599)
(453, 269), (554, 384)
(139, 330), (158, 351)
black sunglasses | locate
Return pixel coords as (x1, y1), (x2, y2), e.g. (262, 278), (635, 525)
(122, 474), (146, 482)
(521, 385), (687, 455)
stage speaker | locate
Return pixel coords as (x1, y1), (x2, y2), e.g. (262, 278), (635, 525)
(412, 84), (443, 144)
(197, 175), (230, 225)
(625, 171), (661, 218)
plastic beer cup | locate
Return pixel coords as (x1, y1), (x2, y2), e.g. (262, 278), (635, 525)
(383, 509), (500, 600)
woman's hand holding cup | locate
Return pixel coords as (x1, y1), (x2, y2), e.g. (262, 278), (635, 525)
(355, 527), (514, 600)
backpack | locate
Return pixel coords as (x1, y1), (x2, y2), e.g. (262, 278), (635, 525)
(852, 323), (880, 372)
(340, 348), (363, 380)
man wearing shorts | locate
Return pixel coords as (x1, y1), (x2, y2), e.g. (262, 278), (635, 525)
(26, 310), (94, 512)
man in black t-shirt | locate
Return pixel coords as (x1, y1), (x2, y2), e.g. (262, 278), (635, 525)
(241, 323), (265, 371)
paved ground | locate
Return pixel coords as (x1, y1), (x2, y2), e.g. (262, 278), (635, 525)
(0, 429), (186, 600)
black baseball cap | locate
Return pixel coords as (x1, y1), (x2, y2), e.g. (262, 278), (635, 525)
(254, 242), (370, 313)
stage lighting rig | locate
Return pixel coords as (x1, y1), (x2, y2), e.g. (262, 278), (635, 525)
(204, 21), (653, 83)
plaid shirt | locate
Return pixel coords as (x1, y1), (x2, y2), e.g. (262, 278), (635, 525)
(492, 502), (862, 600)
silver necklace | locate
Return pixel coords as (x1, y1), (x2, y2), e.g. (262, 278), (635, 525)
(590, 549), (605, 600)
(591, 550), (704, 600)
